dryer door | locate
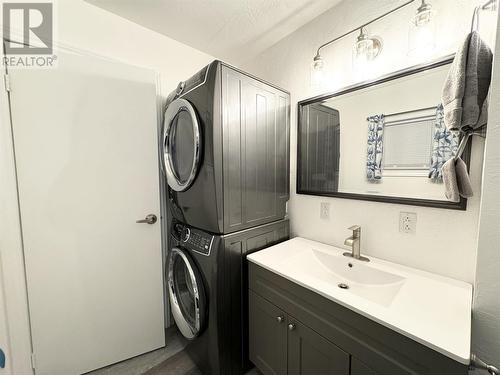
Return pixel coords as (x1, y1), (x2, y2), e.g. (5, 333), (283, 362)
(168, 247), (206, 339)
(162, 98), (201, 191)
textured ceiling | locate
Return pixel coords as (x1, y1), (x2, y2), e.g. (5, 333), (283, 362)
(85, 0), (341, 64)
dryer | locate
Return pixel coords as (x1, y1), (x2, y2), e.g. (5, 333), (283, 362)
(162, 60), (290, 234)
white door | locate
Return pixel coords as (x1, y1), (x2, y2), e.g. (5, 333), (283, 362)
(7, 50), (165, 375)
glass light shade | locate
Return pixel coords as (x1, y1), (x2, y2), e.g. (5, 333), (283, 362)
(352, 29), (380, 80)
(311, 55), (325, 89)
(408, 1), (436, 58)
(408, 17), (436, 57)
(353, 37), (375, 64)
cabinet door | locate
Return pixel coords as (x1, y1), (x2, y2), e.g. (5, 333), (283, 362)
(288, 318), (350, 375)
(249, 291), (287, 375)
(351, 358), (380, 375)
(222, 66), (290, 233)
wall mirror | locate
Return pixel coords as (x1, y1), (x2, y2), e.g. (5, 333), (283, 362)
(298, 56), (471, 210)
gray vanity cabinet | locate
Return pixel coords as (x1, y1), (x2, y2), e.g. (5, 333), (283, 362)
(249, 290), (349, 375)
(249, 262), (469, 375)
(221, 67), (290, 233)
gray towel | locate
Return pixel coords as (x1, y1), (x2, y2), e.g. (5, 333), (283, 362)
(441, 31), (493, 131)
(456, 158), (473, 198)
(442, 158), (460, 202)
(441, 31), (492, 201)
(442, 157), (473, 202)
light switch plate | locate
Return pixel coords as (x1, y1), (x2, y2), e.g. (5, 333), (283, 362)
(399, 212), (417, 234)
(320, 202), (330, 220)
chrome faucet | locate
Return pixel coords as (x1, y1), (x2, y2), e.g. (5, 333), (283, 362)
(343, 225), (369, 262)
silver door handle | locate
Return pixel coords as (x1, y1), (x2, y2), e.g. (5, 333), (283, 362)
(136, 214), (157, 224)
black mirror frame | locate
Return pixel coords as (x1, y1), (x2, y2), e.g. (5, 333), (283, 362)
(297, 55), (470, 211)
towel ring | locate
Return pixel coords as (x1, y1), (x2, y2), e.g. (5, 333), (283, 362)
(471, 0), (498, 32)
(454, 129), (486, 161)
(454, 133), (472, 161)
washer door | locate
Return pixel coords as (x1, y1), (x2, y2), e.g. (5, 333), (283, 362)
(168, 247), (206, 339)
(162, 98), (201, 192)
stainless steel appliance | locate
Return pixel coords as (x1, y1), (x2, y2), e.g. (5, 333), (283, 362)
(162, 60), (290, 234)
(163, 61), (290, 374)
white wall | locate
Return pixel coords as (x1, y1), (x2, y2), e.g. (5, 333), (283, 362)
(243, 0), (497, 283)
(472, 10), (500, 369)
(0, 1), (215, 374)
(56, 0), (215, 95)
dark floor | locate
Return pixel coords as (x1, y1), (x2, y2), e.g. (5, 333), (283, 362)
(87, 327), (260, 375)
(144, 350), (261, 375)
(144, 350), (199, 375)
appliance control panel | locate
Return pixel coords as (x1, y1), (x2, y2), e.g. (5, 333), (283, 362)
(173, 223), (213, 256)
(182, 64), (208, 93)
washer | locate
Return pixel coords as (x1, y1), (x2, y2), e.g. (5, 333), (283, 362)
(168, 220), (224, 374)
(167, 219), (290, 375)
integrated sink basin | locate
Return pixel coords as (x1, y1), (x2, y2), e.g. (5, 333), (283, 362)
(280, 245), (406, 307)
(312, 249), (403, 285)
(247, 237), (473, 365)
(310, 248), (406, 306)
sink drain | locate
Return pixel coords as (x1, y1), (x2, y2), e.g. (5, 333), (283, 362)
(338, 283), (349, 290)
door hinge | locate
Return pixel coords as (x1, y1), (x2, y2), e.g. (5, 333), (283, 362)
(30, 352), (36, 369)
(3, 73), (11, 92)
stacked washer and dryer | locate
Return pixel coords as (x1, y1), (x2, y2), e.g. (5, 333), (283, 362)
(161, 60), (290, 374)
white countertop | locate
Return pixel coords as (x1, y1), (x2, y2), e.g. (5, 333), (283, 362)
(247, 237), (473, 365)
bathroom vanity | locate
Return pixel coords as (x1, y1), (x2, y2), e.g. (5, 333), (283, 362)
(247, 238), (472, 375)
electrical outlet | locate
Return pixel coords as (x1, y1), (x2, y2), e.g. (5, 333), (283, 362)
(320, 202), (330, 220)
(399, 212), (417, 234)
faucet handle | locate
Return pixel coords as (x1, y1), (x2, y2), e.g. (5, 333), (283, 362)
(348, 225), (361, 232)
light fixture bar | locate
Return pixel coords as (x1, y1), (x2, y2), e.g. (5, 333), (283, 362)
(315, 0), (416, 57)
(471, 0), (498, 32)
(481, 0), (497, 9)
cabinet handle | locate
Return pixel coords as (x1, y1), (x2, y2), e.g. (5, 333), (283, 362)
(276, 316), (284, 323)
(288, 323), (296, 331)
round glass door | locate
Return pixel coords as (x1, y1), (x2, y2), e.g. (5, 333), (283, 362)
(162, 98), (201, 191)
(168, 247), (206, 339)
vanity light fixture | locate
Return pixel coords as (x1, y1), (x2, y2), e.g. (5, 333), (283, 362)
(310, 0), (495, 88)
(408, 0), (436, 57)
(310, 0), (415, 88)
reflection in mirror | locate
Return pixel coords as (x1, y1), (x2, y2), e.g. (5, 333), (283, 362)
(298, 58), (471, 209)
